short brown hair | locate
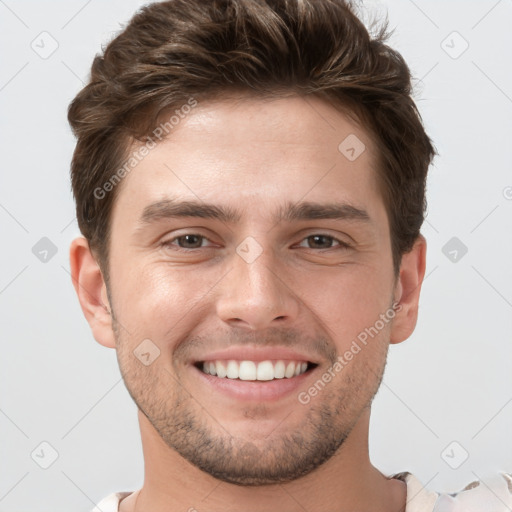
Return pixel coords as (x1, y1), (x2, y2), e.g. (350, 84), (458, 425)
(68, 0), (435, 284)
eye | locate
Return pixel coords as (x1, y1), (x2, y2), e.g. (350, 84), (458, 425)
(297, 234), (351, 250)
(161, 232), (351, 252)
(163, 234), (212, 250)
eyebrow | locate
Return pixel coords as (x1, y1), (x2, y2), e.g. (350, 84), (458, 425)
(136, 198), (372, 227)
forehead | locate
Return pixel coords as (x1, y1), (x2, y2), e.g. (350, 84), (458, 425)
(110, 94), (385, 230)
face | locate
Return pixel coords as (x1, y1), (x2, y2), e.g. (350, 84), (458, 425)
(104, 94), (400, 485)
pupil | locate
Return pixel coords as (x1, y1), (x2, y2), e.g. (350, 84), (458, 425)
(311, 235), (330, 248)
(181, 235), (201, 248)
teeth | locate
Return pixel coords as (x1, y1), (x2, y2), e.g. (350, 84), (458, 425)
(201, 360), (309, 380)
(274, 360), (285, 378)
(216, 361), (227, 378)
(226, 360), (238, 379)
(284, 361), (295, 378)
(256, 360), (274, 381)
(239, 361), (256, 380)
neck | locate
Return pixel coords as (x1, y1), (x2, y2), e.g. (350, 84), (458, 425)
(120, 408), (406, 512)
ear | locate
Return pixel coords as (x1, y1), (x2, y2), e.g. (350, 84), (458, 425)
(69, 236), (116, 348)
(389, 234), (427, 345)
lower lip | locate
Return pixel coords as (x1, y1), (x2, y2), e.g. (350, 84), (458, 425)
(192, 364), (317, 402)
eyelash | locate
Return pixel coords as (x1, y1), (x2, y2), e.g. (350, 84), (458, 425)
(162, 233), (352, 251)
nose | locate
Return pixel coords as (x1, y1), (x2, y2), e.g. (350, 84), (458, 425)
(215, 244), (300, 330)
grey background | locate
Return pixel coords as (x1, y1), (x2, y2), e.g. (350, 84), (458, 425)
(0, 0), (511, 510)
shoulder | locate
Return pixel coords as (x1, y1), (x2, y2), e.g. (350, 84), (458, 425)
(90, 491), (133, 512)
(434, 472), (512, 512)
(390, 471), (512, 512)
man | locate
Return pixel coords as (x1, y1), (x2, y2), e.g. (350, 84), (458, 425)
(67, 0), (512, 510)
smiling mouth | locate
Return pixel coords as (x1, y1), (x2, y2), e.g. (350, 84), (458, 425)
(194, 359), (318, 381)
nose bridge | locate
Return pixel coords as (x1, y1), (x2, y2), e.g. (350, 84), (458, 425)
(216, 238), (299, 329)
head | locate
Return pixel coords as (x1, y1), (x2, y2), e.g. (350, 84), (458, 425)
(69, 0), (434, 486)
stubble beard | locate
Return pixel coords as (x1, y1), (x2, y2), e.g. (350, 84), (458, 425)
(111, 316), (389, 486)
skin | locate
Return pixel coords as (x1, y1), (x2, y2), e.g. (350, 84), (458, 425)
(70, 94), (426, 512)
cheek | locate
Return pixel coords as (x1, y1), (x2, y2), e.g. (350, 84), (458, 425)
(113, 262), (223, 339)
(294, 263), (393, 345)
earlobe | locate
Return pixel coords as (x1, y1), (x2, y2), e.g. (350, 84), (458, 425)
(69, 236), (116, 349)
(389, 235), (427, 345)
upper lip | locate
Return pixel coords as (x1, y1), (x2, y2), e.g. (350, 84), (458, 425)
(193, 346), (320, 365)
